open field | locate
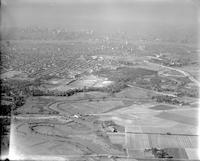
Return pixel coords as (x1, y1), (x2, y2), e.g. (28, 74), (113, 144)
(150, 104), (175, 110)
(156, 112), (198, 126)
(56, 100), (125, 115)
(11, 116), (126, 158)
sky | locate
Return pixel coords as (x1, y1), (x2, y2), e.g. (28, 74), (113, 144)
(1, 0), (198, 4)
(1, 0), (199, 34)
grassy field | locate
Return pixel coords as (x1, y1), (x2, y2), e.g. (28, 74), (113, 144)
(12, 117), (126, 158)
(108, 133), (126, 147)
(115, 86), (151, 100)
(150, 105), (175, 110)
(15, 97), (54, 114)
(56, 99), (125, 115)
(156, 112), (198, 126)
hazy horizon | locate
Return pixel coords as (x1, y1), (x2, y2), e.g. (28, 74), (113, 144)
(1, 0), (199, 39)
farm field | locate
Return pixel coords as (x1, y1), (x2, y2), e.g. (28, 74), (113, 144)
(127, 133), (198, 150)
(156, 111), (198, 126)
(126, 133), (198, 159)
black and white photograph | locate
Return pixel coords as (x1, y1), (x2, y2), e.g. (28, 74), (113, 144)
(0, 0), (200, 160)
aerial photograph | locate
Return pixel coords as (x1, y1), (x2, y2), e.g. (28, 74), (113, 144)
(0, 0), (199, 160)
